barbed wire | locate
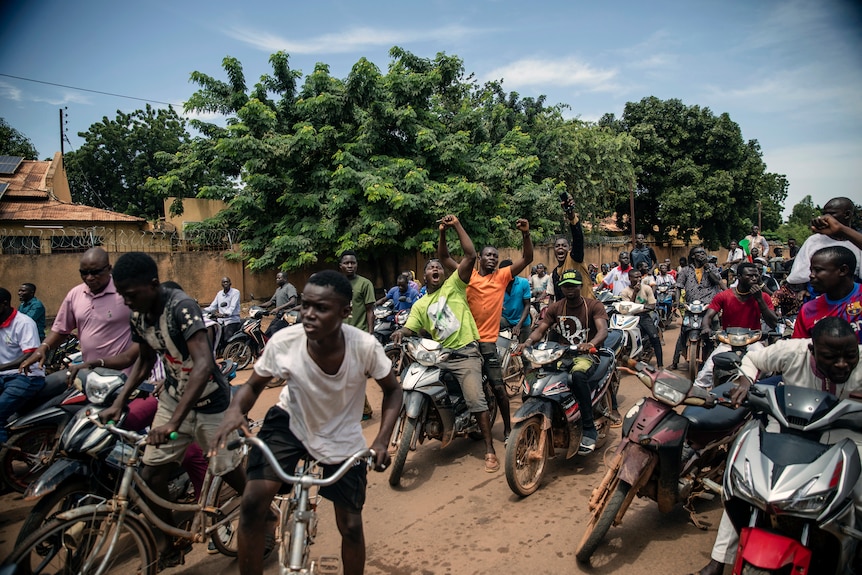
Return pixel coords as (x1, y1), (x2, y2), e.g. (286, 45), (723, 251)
(0, 227), (245, 254)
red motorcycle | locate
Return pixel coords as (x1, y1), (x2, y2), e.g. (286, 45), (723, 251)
(575, 359), (750, 563)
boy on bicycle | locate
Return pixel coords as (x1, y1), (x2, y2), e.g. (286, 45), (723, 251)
(213, 270), (402, 575)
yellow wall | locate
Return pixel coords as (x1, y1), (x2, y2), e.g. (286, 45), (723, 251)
(163, 198), (227, 233)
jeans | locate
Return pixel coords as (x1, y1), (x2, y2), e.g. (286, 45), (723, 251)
(0, 373), (46, 444)
(639, 313), (663, 366)
(570, 362), (598, 432)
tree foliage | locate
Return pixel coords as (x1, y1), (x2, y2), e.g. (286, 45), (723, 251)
(600, 97), (788, 249)
(0, 117), (39, 159)
(64, 105), (197, 219)
(149, 48), (637, 271)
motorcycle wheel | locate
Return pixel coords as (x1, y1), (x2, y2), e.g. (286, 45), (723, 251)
(15, 478), (91, 547)
(504, 417), (547, 497)
(0, 425), (57, 493)
(687, 339), (702, 382)
(223, 341), (253, 370)
(575, 479), (631, 563)
(388, 416), (417, 487)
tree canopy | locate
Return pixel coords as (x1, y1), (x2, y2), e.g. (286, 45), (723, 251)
(149, 48), (638, 271)
(64, 105), (198, 219)
(600, 97), (788, 249)
(0, 117), (39, 159)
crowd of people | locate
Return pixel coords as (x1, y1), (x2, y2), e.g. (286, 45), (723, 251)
(1, 194), (861, 575)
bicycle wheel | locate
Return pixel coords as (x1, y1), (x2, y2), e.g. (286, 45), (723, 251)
(502, 352), (525, 398)
(4, 508), (157, 575)
(206, 475), (242, 557)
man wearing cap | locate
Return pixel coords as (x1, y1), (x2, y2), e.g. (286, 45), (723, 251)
(517, 269), (611, 453)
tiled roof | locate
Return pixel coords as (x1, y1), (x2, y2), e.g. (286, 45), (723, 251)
(0, 198), (144, 223)
(1, 160), (49, 199)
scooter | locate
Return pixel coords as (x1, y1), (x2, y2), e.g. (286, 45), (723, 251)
(387, 337), (498, 486)
(608, 300), (656, 363)
(497, 328), (528, 398)
(679, 299), (711, 381)
(222, 305), (295, 370)
(575, 360), (750, 563)
(504, 341), (619, 497)
(723, 384), (862, 574)
(655, 285), (675, 330)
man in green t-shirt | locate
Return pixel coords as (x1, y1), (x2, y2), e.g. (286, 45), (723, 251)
(391, 215), (499, 473)
(340, 250), (377, 419)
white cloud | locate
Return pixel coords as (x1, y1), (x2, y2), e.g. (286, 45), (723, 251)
(0, 81), (23, 101)
(484, 57), (619, 92)
(31, 91), (91, 106)
(225, 24), (483, 54)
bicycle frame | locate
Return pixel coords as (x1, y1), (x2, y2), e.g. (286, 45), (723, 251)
(232, 435), (374, 574)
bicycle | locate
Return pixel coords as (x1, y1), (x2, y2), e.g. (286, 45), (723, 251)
(227, 435), (374, 574)
(3, 417), (249, 574)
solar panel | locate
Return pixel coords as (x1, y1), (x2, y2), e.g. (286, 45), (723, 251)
(0, 155), (24, 174)
(0, 182), (7, 199)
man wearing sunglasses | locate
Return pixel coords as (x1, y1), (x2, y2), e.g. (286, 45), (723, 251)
(19, 247), (137, 378)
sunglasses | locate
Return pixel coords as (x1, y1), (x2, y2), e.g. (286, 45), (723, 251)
(79, 265), (109, 277)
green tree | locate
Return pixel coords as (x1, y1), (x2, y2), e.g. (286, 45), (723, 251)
(600, 97), (787, 249)
(772, 194), (817, 243)
(65, 105), (195, 219)
(150, 48), (636, 271)
(0, 117), (39, 159)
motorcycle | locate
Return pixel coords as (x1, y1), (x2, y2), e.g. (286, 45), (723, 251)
(387, 337), (498, 486)
(575, 360), (750, 563)
(608, 300), (657, 363)
(655, 284), (675, 330)
(504, 341), (619, 497)
(709, 328), (763, 389)
(222, 305), (299, 370)
(373, 301), (409, 346)
(723, 384), (862, 575)
(42, 335), (80, 375)
(679, 299), (711, 381)
(0, 354), (87, 493)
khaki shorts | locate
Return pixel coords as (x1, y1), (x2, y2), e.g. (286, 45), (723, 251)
(142, 391), (241, 476)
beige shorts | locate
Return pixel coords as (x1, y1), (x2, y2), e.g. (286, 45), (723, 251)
(142, 391), (241, 476)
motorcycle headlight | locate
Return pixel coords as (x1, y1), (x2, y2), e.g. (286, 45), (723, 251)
(406, 339), (448, 366)
(523, 345), (566, 366)
(730, 461), (765, 506)
(653, 381), (686, 405)
(774, 477), (836, 515)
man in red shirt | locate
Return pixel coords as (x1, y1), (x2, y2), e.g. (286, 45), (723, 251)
(441, 219), (533, 443)
(693, 261), (779, 389)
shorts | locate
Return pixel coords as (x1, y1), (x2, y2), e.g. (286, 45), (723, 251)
(247, 406), (367, 513)
(478, 341), (504, 388)
(142, 391), (241, 476)
(439, 343), (487, 412)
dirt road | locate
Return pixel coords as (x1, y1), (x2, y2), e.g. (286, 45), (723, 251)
(0, 323), (726, 574)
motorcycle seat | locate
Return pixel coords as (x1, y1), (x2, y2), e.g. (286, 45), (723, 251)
(585, 351), (615, 387)
(603, 330), (623, 353)
(682, 382), (748, 431)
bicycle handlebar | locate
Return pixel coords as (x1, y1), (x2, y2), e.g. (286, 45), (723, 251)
(227, 435), (375, 486)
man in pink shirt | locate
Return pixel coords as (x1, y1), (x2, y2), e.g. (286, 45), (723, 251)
(20, 247), (136, 377)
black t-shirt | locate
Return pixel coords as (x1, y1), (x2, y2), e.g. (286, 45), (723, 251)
(543, 297), (608, 345)
(131, 287), (229, 413)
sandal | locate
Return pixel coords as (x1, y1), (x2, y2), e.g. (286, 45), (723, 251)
(609, 410), (623, 428)
(484, 453), (500, 473)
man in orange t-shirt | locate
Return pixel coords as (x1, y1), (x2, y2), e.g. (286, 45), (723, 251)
(441, 218), (533, 441)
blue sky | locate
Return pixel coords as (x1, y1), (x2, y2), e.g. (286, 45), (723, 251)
(1, 0), (860, 218)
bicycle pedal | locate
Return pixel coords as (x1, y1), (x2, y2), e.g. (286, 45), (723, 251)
(317, 555), (341, 574)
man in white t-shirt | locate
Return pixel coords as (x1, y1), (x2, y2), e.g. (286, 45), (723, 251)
(0, 287), (45, 445)
(213, 270), (402, 575)
(787, 196), (862, 285)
